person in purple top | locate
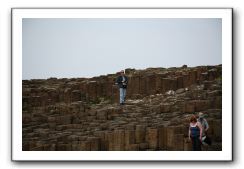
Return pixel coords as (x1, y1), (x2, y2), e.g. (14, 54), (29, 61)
(188, 115), (203, 151)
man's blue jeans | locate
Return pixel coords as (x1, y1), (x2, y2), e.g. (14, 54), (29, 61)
(119, 88), (126, 104)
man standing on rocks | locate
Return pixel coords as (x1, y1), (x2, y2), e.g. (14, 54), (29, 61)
(198, 112), (211, 148)
(115, 70), (128, 105)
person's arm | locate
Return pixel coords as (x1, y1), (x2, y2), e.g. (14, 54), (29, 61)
(115, 76), (120, 85)
(188, 126), (191, 140)
(197, 122), (203, 140)
(204, 119), (209, 132)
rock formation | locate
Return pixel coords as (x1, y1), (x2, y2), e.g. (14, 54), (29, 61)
(22, 65), (222, 151)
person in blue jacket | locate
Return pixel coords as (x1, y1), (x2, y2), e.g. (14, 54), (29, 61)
(115, 70), (128, 105)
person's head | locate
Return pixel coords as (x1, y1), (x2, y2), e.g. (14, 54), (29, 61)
(189, 115), (197, 123)
(198, 112), (204, 119)
(120, 70), (124, 75)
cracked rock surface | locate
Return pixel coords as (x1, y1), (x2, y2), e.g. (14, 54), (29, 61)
(22, 65), (222, 151)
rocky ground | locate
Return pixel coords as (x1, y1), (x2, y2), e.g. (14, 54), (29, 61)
(22, 65), (222, 151)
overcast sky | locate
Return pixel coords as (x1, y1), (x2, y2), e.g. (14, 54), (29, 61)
(22, 18), (222, 80)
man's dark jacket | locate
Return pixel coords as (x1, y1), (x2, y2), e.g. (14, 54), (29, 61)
(116, 75), (128, 88)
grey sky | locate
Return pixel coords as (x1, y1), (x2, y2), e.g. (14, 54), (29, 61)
(22, 18), (222, 80)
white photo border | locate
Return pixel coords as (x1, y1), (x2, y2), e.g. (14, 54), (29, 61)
(12, 8), (233, 161)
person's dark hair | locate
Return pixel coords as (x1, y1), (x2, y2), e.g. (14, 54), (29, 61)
(190, 115), (197, 123)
